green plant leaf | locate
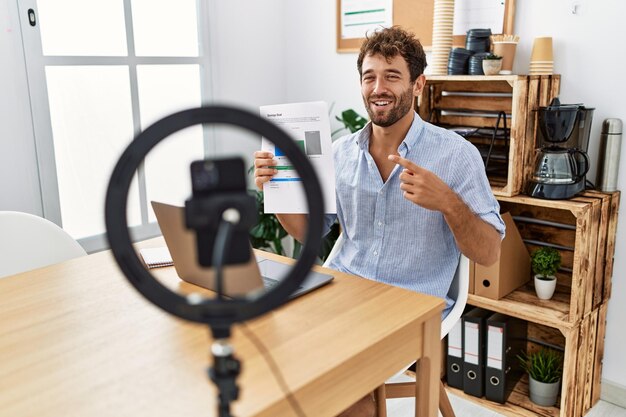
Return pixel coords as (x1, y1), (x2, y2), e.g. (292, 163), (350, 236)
(531, 247), (562, 276)
(517, 348), (563, 383)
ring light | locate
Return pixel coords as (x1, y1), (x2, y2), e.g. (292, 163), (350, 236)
(105, 106), (324, 328)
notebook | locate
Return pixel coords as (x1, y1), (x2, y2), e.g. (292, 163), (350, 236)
(140, 247), (174, 268)
(151, 200), (334, 299)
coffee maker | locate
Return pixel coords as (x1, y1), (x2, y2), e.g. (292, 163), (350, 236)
(527, 98), (594, 199)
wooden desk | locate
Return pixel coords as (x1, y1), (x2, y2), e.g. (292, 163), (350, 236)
(0, 243), (443, 417)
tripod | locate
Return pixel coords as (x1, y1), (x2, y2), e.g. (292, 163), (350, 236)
(209, 333), (241, 417)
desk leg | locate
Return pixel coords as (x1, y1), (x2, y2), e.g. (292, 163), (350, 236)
(414, 314), (441, 417)
(375, 385), (387, 417)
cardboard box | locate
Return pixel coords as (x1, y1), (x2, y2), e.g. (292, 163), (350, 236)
(473, 212), (530, 299)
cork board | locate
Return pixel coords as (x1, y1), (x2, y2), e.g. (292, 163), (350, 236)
(337, 0), (516, 53)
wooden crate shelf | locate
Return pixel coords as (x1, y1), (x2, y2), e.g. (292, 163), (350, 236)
(453, 191), (619, 417)
(445, 378), (560, 417)
(444, 306), (606, 417)
(490, 191), (619, 326)
(468, 285), (575, 332)
(416, 75), (560, 197)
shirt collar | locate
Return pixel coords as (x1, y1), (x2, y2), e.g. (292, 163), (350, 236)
(401, 112), (425, 152)
(355, 111), (425, 152)
(355, 122), (372, 150)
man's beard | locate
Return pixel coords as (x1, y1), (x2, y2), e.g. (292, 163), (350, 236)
(363, 86), (414, 128)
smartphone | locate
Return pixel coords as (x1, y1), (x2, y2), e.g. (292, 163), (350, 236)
(190, 158), (247, 197)
(189, 157), (251, 267)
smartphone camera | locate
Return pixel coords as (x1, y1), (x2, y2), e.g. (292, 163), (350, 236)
(191, 161), (220, 193)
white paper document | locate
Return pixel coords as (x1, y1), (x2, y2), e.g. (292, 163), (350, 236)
(260, 101), (336, 214)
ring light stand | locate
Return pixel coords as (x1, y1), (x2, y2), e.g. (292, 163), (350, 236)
(105, 106), (324, 417)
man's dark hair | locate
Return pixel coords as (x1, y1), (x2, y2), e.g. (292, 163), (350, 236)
(357, 26), (427, 82)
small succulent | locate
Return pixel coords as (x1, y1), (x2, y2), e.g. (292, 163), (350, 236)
(484, 53), (503, 60)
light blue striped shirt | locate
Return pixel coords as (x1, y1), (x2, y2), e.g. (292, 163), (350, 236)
(323, 112), (505, 318)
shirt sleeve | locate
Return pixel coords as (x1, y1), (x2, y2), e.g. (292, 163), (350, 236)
(451, 142), (506, 238)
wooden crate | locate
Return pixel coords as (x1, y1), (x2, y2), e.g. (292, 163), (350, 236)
(416, 75), (560, 197)
(581, 191), (621, 306)
(443, 306), (608, 417)
(570, 191), (620, 310)
(467, 192), (621, 328)
(450, 190), (618, 417)
(590, 302), (609, 407)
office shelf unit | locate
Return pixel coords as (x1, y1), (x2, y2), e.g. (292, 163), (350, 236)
(416, 75), (560, 197)
(446, 191), (620, 417)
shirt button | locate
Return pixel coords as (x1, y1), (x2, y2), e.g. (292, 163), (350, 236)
(373, 250), (378, 256)
(379, 190), (383, 195)
(378, 221), (382, 226)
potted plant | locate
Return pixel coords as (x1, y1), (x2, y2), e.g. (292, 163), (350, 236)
(530, 247), (561, 300)
(482, 54), (503, 75)
(518, 348), (563, 407)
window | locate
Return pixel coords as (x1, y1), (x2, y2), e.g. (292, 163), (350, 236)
(19, 0), (211, 252)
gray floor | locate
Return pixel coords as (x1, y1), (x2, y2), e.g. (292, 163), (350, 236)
(385, 393), (626, 417)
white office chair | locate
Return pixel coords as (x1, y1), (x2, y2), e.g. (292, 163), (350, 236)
(323, 234), (470, 417)
(0, 211), (86, 278)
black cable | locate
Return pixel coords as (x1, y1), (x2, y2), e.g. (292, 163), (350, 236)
(213, 219), (236, 300)
(240, 323), (307, 417)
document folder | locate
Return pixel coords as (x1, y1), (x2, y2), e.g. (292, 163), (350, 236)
(485, 313), (527, 403)
(446, 320), (464, 389)
(462, 307), (492, 398)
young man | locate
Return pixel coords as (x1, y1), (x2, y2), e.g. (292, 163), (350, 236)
(255, 27), (504, 416)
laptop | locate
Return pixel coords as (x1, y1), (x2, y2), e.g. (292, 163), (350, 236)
(150, 201), (333, 299)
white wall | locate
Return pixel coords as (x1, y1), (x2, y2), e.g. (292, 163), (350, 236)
(205, 0), (287, 167)
(512, 0), (626, 390)
(207, 0), (286, 111)
(283, 1), (364, 133)
(2, 0), (625, 394)
(282, 0), (626, 390)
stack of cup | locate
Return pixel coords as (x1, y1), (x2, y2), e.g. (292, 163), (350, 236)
(465, 28), (492, 53)
(447, 48), (473, 75)
(529, 37), (553, 75)
(430, 0), (455, 75)
(469, 52), (490, 75)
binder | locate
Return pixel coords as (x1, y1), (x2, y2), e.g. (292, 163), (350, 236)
(462, 307), (492, 398)
(446, 320), (464, 389)
(485, 313), (527, 403)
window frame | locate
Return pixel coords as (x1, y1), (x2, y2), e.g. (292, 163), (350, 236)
(18, 0), (214, 253)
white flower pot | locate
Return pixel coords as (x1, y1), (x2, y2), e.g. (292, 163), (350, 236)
(529, 375), (560, 406)
(534, 274), (557, 300)
(482, 59), (503, 75)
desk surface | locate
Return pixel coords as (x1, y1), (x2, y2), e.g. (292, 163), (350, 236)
(0, 240), (443, 417)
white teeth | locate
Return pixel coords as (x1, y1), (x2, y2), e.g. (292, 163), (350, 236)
(374, 101), (390, 106)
